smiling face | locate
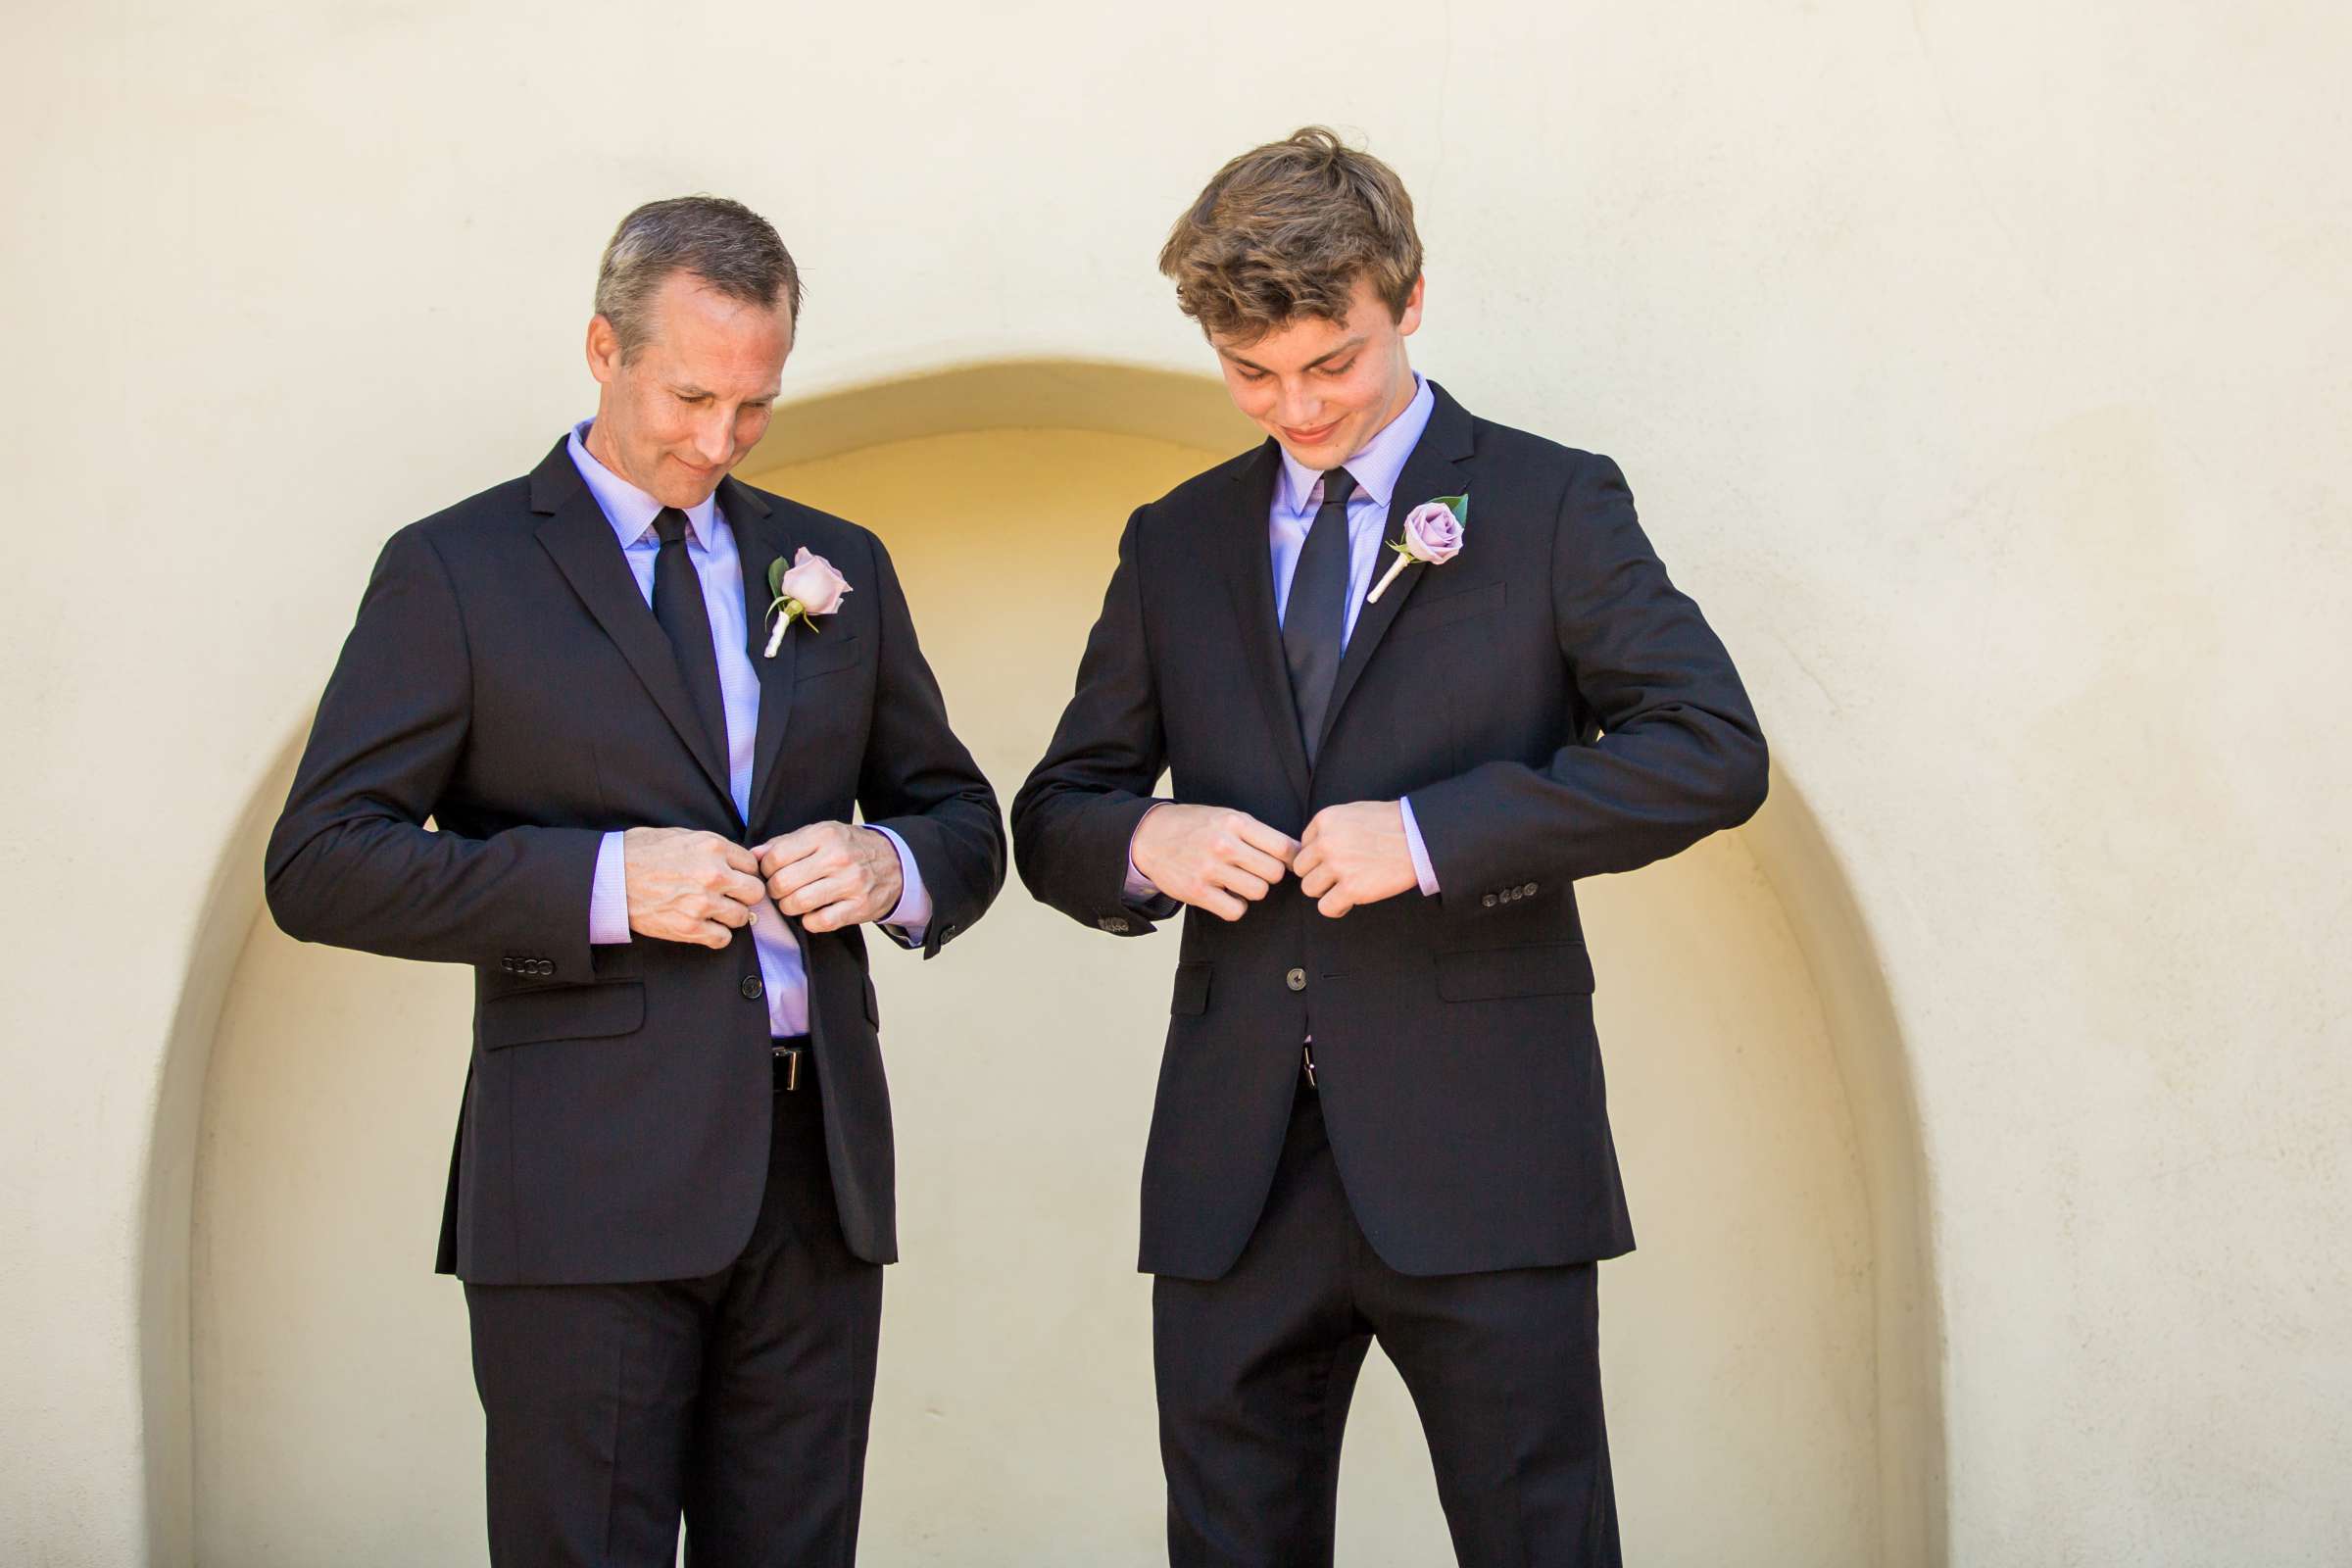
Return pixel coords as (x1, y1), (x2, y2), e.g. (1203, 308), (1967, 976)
(583, 268), (794, 509)
(1208, 273), (1424, 471)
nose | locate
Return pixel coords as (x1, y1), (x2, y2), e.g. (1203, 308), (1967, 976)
(692, 410), (733, 466)
(1275, 380), (1325, 430)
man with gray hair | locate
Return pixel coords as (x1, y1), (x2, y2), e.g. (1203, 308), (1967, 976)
(267, 195), (1004, 1565)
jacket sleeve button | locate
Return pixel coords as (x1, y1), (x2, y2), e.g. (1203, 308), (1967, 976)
(1482, 893), (1498, 908)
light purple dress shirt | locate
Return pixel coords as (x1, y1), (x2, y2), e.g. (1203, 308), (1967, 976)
(569, 421), (930, 1038)
(1126, 374), (1442, 902)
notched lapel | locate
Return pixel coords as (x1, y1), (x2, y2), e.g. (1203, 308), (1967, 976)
(725, 479), (801, 827)
(1213, 443), (1313, 808)
(530, 445), (735, 811)
(1314, 388), (1477, 760)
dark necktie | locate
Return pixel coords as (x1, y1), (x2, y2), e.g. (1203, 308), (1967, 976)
(1282, 466), (1355, 764)
(650, 508), (729, 768)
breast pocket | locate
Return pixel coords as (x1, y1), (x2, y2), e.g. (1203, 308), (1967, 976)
(795, 632), (863, 681)
(1390, 579), (1505, 640)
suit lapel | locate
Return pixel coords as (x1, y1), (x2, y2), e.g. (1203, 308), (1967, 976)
(528, 439), (736, 811)
(1313, 384), (1476, 760)
(724, 478), (801, 827)
(1213, 442), (1314, 808)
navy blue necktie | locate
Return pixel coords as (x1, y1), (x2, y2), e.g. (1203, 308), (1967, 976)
(1282, 466), (1355, 764)
(650, 508), (729, 766)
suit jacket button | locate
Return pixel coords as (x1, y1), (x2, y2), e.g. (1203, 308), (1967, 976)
(1482, 893), (1498, 908)
(1286, 967), (1306, 992)
(741, 974), (764, 1001)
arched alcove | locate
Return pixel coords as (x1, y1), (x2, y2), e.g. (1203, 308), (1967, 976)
(144, 360), (1941, 1565)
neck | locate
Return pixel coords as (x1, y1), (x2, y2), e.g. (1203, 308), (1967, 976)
(582, 412), (656, 498)
(1363, 362), (1419, 451)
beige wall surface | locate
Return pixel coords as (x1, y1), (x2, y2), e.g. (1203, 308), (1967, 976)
(3, 1), (2348, 1564)
(192, 430), (1883, 1564)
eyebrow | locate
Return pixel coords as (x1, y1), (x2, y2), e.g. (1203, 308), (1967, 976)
(670, 383), (782, 403)
(1222, 334), (1367, 375)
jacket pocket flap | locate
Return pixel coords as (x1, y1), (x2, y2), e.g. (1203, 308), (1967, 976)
(796, 632), (863, 679)
(478, 980), (646, 1050)
(1170, 961), (1212, 1015)
(1434, 943), (1593, 1002)
(1392, 579), (1504, 639)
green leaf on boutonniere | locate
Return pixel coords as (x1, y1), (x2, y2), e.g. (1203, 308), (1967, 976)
(1433, 493), (1468, 523)
(767, 557), (787, 598)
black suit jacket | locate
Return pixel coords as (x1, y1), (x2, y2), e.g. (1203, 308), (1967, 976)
(267, 438), (1004, 1284)
(1013, 383), (1767, 1280)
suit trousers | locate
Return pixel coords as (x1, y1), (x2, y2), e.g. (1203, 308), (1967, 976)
(1152, 1077), (1621, 1568)
(464, 1048), (882, 1568)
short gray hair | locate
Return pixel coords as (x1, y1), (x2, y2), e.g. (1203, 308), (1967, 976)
(593, 195), (803, 358)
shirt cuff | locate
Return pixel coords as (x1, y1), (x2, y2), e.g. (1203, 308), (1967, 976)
(589, 830), (632, 944)
(869, 825), (931, 941)
(1399, 797), (1440, 898)
(1123, 802), (1168, 902)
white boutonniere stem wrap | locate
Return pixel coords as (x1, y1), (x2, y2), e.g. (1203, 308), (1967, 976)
(1367, 493), (1467, 604)
(762, 548), (852, 657)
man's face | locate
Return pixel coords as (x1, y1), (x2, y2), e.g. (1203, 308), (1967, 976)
(585, 270), (794, 509)
(1207, 273), (1424, 471)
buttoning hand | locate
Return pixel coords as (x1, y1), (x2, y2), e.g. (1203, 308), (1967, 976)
(1132, 804), (1299, 923)
(759, 821), (904, 934)
(1295, 801), (1417, 918)
(622, 827), (767, 949)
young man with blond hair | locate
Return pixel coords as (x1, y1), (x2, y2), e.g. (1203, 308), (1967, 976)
(1015, 128), (1768, 1565)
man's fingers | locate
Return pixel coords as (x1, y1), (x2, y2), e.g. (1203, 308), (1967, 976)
(801, 899), (864, 934)
(720, 841), (761, 876)
(1317, 891), (1354, 918)
(1292, 841), (1325, 880)
(1210, 868), (1271, 904)
(781, 873), (858, 918)
(1230, 844), (1290, 885)
(1298, 862), (1337, 899)
(694, 919), (734, 949)
(719, 869), (767, 907)
(1202, 888), (1249, 921)
(1236, 816), (1302, 863)
(759, 826), (828, 875)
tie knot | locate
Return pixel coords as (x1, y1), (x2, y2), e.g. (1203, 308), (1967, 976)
(1318, 468), (1356, 511)
(653, 507), (691, 547)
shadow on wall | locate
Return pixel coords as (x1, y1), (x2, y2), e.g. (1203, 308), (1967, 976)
(141, 361), (1945, 1566)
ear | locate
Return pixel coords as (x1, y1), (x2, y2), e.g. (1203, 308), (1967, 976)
(585, 314), (621, 385)
(1396, 273), (1426, 338)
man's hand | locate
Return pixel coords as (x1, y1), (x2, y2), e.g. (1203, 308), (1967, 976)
(623, 827), (767, 949)
(759, 822), (903, 934)
(1295, 801), (1418, 918)
(1132, 805), (1298, 922)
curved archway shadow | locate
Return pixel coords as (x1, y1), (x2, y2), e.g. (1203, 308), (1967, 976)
(141, 360), (1943, 1566)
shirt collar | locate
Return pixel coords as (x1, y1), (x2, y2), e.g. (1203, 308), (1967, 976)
(566, 419), (722, 549)
(1275, 372), (1435, 517)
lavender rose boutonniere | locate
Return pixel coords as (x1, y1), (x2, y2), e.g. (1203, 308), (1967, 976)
(1366, 493), (1467, 604)
(762, 548), (852, 657)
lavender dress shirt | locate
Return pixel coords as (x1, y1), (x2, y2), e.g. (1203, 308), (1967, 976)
(1126, 374), (1443, 900)
(569, 421), (929, 1037)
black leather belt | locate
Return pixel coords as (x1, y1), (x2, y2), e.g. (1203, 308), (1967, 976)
(772, 1034), (810, 1094)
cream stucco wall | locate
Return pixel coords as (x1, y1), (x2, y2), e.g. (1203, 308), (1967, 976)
(191, 427), (1888, 1564)
(2, 1), (2347, 1563)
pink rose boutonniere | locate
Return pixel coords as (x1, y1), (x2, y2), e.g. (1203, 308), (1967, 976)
(762, 548), (852, 657)
(1366, 493), (1467, 604)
